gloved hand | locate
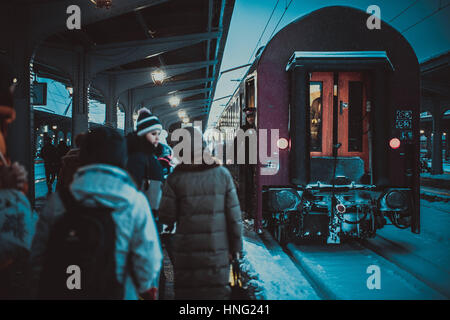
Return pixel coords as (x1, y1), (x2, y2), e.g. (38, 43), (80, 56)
(140, 287), (158, 300)
(0, 162), (28, 190)
(229, 252), (240, 262)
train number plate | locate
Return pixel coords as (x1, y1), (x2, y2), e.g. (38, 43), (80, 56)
(396, 110), (412, 119)
(395, 110), (412, 129)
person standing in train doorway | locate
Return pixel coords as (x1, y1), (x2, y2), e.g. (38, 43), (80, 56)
(158, 126), (243, 300)
(238, 107), (257, 221)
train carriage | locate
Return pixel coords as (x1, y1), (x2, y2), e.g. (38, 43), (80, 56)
(216, 6), (420, 244)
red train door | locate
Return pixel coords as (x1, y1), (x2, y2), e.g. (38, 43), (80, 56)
(310, 72), (370, 171)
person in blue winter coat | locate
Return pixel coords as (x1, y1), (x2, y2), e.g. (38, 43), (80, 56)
(30, 127), (163, 300)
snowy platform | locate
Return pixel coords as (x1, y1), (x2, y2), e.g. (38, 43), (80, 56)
(240, 223), (319, 300)
(287, 242), (446, 300)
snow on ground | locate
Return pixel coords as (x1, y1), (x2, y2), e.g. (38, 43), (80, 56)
(240, 237), (319, 300)
(415, 199), (450, 244)
(240, 198), (450, 300)
(381, 199), (450, 247)
(365, 199), (450, 297)
(290, 240), (446, 299)
(376, 199), (450, 273)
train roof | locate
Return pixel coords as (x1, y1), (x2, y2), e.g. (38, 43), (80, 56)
(286, 51), (394, 71)
(218, 5), (420, 123)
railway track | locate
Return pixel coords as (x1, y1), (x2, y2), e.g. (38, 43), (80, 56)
(278, 237), (448, 300)
(358, 235), (450, 298)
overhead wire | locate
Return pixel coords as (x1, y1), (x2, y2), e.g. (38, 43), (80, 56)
(401, 1), (450, 33)
(389, 0), (421, 22)
(267, 0), (294, 41)
(214, 0), (295, 126)
(212, 0), (282, 127)
(246, 0), (281, 64)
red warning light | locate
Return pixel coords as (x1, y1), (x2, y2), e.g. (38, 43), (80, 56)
(389, 138), (401, 149)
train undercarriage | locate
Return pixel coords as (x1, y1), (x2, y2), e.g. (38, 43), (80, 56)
(263, 183), (413, 244)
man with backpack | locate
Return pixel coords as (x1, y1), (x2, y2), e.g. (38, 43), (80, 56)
(30, 127), (163, 300)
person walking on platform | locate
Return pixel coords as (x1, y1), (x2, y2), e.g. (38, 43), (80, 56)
(126, 108), (165, 216)
(0, 55), (33, 299)
(56, 133), (86, 190)
(126, 108), (167, 298)
(158, 126), (243, 300)
(40, 135), (59, 194)
(56, 140), (69, 179)
(30, 127), (163, 300)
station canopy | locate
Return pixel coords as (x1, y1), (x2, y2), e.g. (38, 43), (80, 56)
(30, 0), (235, 132)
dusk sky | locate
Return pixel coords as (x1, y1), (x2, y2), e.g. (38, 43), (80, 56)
(207, 0), (450, 127)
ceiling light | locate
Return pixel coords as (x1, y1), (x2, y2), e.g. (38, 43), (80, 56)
(90, 0), (112, 9)
(151, 69), (166, 85)
(169, 96), (181, 107)
(178, 110), (187, 119)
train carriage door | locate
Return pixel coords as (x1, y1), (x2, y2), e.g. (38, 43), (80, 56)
(309, 72), (370, 171)
(310, 72), (334, 157)
(337, 72), (370, 171)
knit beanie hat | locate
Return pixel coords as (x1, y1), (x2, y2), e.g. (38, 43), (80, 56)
(79, 126), (127, 169)
(136, 108), (162, 136)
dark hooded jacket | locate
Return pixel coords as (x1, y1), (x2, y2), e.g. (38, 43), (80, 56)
(126, 132), (164, 188)
(158, 159), (243, 300)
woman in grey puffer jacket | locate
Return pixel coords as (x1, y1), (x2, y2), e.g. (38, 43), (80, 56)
(159, 127), (243, 300)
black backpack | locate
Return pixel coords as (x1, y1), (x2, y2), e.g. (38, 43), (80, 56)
(37, 189), (123, 299)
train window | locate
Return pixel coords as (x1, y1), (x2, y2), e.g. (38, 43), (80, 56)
(310, 82), (322, 152)
(348, 81), (363, 152)
(246, 78), (255, 110)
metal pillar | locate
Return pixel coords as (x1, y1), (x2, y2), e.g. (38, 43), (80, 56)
(431, 98), (443, 174)
(105, 75), (118, 128)
(72, 49), (89, 141)
(124, 90), (135, 135)
(426, 131), (432, 158)
(124, 105), (134, 135)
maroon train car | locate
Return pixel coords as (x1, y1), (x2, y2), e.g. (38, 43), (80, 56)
(216, 6), (420, 244)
